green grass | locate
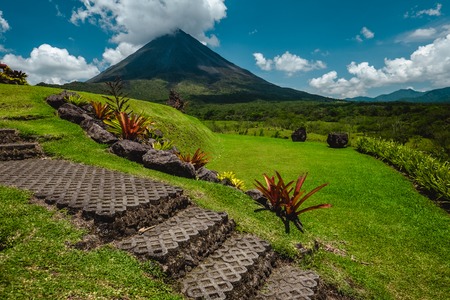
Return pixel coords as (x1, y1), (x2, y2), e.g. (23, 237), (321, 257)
(0, 187), (182, 299)
(207, 134), (450, 300)
(1, 85), (449, 299)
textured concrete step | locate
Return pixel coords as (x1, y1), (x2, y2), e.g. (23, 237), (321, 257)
(0, 142), (43, 160)
(0, 159), (189, 240)
(117, 206), (235, 278)
(180, 233), (276, 300)
(0, 128), (20, 144)
(256, 264), (319, 300)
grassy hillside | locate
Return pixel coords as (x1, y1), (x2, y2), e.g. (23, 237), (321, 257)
(1, 85), (449, 299)
(0, 84), (218, 155)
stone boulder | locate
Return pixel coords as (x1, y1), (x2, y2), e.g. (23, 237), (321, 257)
(110, 140), (152, 163)
(45, 90), (76, 109)
(327, 132), (349, 148)
(245, 189), (267, 207)
(196, 167), (219, 183)
(142, 149), (196, 179)
(80, 119), (118, 145)
(57, 103), (92, 125)
(291, 127), (307, 142)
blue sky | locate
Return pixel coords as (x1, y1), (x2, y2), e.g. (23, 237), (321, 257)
(1, 1), (450, 98)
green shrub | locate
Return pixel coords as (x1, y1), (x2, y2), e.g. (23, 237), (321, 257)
(0, 64), (28, 85)
(356, 137), (450, 201)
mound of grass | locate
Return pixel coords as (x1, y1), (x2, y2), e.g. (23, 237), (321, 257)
(0, 85), (218, 155)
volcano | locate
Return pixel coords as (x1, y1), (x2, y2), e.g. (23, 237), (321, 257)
(85, 30), (329, 103)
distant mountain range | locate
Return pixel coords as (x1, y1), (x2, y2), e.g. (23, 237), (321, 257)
(347, 87), (450, 103)
(41, 30), (330, 103)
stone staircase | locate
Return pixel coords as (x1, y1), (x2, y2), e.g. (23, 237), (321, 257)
(0, 128), (42, 160)
(0, 131), (321, 299)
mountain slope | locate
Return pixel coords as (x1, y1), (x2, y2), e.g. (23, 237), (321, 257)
(80, 30), (331, 103)
(374, 89), (425, 101)
(347, 87), (450, 103)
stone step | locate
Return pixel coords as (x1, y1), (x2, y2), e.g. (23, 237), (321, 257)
(0, 128), (20, 144)
(117, 206), (235, 278)
(0, 142), (43, 160)
(256, 264), (319, 300)
(180, 233), (276, 300)
(0, 159), (189, 241)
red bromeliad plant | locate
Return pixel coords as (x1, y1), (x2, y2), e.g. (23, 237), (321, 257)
(177, 148), (210, 170)
(104, 111), (154, 141)
(254, 171), (331, 233)
(90, 101), (113, 120)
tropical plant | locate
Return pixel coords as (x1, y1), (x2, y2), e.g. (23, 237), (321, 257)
(90, 101), (113, 120)
(102, 77), (131, 113)
(254, 171), (331, 233)
(356, 136), (450, 201)
(217, 171), (246, 190)
(104, 111), (154, 141)
(65, 93), (89, 106)
(152, 139), (175, 151)
(0, 63), (28, 85)
(167, 89), (187, 112)
(177, 148), (210, 170)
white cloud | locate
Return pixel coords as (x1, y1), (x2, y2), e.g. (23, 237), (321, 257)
(361, 27), (374, 39)
(355, 27), (374, 42)
(253, 53), (273, 71)
(71, 0), (227, 64)
(417, 3), (442, 17)
(405, 3), (443, 18)
(253, 51), (326, 75)
(409, 28), (438, 40)
(2, 44), (100, 85)
(309, 34), (450, 98)
(0, 11), (10, 33)
(399, 25), (450, 43)
(102, 42), (140, 66)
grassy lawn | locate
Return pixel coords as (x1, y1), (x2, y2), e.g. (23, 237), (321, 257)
(207, 134), (450, 300)
(1, 85), (449, 299)
(0, 187), (182, 300)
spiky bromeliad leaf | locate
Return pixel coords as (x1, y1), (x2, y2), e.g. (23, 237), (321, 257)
(104, 111), (154, 141)
(177, 148), (210, 170)
(90, 101), (113, 120)
(254, 171), (331, 233)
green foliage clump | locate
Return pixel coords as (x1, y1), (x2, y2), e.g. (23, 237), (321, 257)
(152, 139), (175, 151)
(254, 171), (331, 233)
(64, 93), (89, 107)
(356, 136), (450, 201)
(217, 171), (246, 190)
(0, 63), (28, 85)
